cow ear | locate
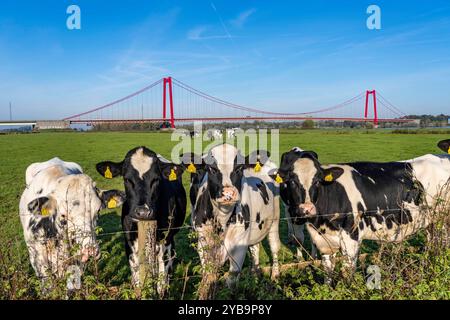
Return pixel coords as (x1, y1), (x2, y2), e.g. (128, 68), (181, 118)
(27, 196), (57, 217)
(321, 167), (344, 183)
(245, 150), (271, 172)
(99, 190), (126, 209)
(268, 169), (287, 184)
(437, 139), (450, 154)
(179, 153), (204, 174)
(96, 161), (123, 179)
(160, 163), (185, 181)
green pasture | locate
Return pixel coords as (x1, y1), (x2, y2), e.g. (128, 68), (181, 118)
(0, 129), (449, 299)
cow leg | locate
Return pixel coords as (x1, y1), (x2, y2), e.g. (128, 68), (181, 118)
(196, 224), (225, 300)
(226, 244), (248, 288)
(249, 244), (260, 272)
(267, 223), (281, 280)
(310, 242), (318, 260)
(321, 254), (336, 285)
(156, 242), (174, 297)
(339, 233), (360, 278)
(292, 224), (305, 260)
(285, 207), (307, 260)
(128, 240), (140, 287)
(27, 243), (54, 293)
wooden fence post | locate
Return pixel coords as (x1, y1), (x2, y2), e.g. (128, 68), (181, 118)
(137, 220), (157, 289)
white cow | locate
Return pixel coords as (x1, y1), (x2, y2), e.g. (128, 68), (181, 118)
(20, 158), (125, 283)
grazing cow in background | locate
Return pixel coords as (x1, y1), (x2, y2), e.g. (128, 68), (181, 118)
(226, 128), (239, 139)
(206, 129), (223, 141)
(189, 130), (199, 138)
(181, 144), (281, 295)
(96, 147), (186, 295)
(271, 141), (450, 278)
(20, 157), (125, 283)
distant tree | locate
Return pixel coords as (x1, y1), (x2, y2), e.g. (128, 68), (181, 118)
(301, 119), (315, 129)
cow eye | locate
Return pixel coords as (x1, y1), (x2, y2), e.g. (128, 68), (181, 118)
(125, 178), (134, 187)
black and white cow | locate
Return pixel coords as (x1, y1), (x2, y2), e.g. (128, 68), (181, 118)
(96, 147), (186, 294)
(271, 140), (450, 277)
(20, 158), (125, 282)
(280, 147), (317, 260)
(206, 129), (223, 141)
(181, 143), (281, 288)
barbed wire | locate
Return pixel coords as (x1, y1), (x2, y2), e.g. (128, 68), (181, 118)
(21, 203), (445, 244)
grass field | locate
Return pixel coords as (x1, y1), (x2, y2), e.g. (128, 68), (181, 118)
(1, 129), (449, 299)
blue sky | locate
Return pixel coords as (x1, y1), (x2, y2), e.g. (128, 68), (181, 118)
(1, 0), (450, 120)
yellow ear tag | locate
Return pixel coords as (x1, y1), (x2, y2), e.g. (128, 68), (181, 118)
(448, 146), (450, 154)
(41, 207), (50, 217)
(324, 173), (334, 182)
(187, 163), (197, 174)
(254, 161), (262, 173)
(107, 198), (117, 209)
(168, 168), (177, 181)
(275, 173), (283, 184)
(104, 166), (113, 179)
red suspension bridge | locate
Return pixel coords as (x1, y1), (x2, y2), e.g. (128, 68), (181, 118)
(63, 77), (412, 128)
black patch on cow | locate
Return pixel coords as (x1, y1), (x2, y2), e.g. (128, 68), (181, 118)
(280, 181), (307, 225)
(36, 188), (43, 195)
(258, 219), (265, 230)
(256, 182), (269, 205)
(256, 212), (261, 223)
(308, 181), (359, 240)
(350, 162), (421, 230)
(206, 164), (224, 200)
(241, 204), (250, 230)
(189, 168), (207, 208)
(193, 189), (214, 227)
(29, 217), (57, 239)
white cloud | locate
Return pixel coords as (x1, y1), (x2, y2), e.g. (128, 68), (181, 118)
(187, 25), (232, 40)
(230, 8), (256, 28)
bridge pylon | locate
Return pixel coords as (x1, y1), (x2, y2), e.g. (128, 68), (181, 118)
(162, 77), (175, 128)
(364, 90), (378, 126)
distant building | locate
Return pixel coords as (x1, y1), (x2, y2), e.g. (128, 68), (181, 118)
(35, 120), (70, 130)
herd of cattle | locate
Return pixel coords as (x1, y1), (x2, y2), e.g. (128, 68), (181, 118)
(184, 128), (240, 140)
(19, 139), (450, 296)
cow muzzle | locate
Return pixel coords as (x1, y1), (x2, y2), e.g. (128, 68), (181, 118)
(299, 203), (317, 217)
(132, 205), (155, 221)
(216, 186), (239, 204)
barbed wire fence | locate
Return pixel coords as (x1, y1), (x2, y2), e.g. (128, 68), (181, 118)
(2, 180), (450, 299)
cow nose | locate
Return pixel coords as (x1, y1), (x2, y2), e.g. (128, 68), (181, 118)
(133, 205), (155, 220)
(218, 186), (239, 203)
(299, 203), (317, 216)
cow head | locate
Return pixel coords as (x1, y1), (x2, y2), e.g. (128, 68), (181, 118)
(96, 147), (185, 221)
(270, 149), (343, 218)
(180, 144), (271, 214)
(438, 139), (450, 154)
(27, 174), (125, 262)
